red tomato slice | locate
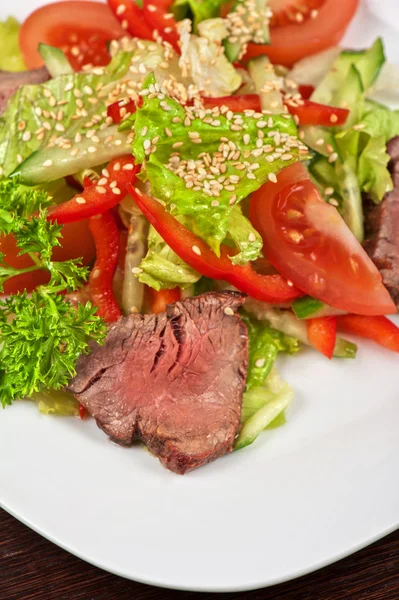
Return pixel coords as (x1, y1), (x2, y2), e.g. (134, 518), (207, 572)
(202, 95), (262, 112)
(269, 0), (325, 28)
(0, 219), (95, 295)
(250, 163), (396, 316)
(148, 287), (181, 314)
(20, 1), (125, 70)
(245, 0), (359, 66)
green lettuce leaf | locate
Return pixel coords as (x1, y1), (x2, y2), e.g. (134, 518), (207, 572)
(172, 0), (229, 28)
(0, 18), (26, 72)
(361, 101), (399, 140)
(243, 314), (300, 393)
(226, 205), (262, 265)
(138, 224), (201, 291)
(131, 74), (305, 252)
(358, 135), (392, 203)
(0, 51), (134, 177)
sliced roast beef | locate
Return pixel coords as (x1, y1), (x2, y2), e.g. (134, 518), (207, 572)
(364, 136), (399, 306)
(68, 292), (248, 474)
(0, 67), (49, 114)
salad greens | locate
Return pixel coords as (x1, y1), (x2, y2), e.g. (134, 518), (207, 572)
(304, 38), (398, 241)
(0, 18), (26, 72)
(172, 0), (229, 30)
(131, 73), (306, 253)
(0, 179), (106, 407)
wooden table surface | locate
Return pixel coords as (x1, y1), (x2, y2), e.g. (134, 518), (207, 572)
(0, 509), (398, 600)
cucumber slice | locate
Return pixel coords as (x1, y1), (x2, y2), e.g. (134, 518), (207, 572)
(331, 64), (364, 128)
(312, 38), (385, 105)
(335, 161), (364, 242)
(300, 125), (339, 159)
(11, 126), (132, 185)
(248, 55), (284, 113)
(38, 44), (73, 78)
(224, 0), (271, 63)
(292, 296), (325, 319)
(235, 385), (293, 450)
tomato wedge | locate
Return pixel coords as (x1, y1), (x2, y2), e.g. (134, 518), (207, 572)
(20, 1), (124, 70)
(269, 0), (324, 28)
(250, 163), (396, 316)
(0, 219), (95, 295)
(245, 0), (359, 66)
(142, 0), (180, 52)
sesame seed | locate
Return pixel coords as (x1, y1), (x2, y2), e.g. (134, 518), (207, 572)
(329, 198), (339, 207)
(328, 152), (338, 163)
(98, 178), (108, 186)
(17, 154), (23, 164)
(255, 358), (265, 368)
(211, 200), (219, 207)
(282, 153), (293, 161)
(248, 233), (256, 242)
(43, 159), (53, 167)
(325, 143), (334, 154)
(192, 245), (201, 256)
(75, 196), (86, 204)
(315, 138), (324, 146)
(243, 134), (250, 145)
(22, 131), (31, 142)
(224, 307), (234, 316)
(17, 120), (26, 131)
(111, 187), (121, 195)
(64, 82), (73, 92)
(173, 141), (184, 148)
(113, 162), (121, 171)
(122, 163), (134, 170)
(268, 173), (277, 183)
(165, 127), (172, 137)
(96, 186), (107, 194)
(88, 146), (97, 153)
(147, 3), (157, 11)
(330, 114), (338, 123)
(143, 139), (151, 150)
(116, 3), (126, 14)
(324, 187), (334, 196)
(256, 120), (267, 128)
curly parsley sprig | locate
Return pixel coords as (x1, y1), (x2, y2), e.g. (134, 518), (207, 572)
(0, 179), (107, 407)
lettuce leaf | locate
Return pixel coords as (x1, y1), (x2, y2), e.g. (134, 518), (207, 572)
(172, 0), (229, 29)
(243, 314), (300, 393)
(0, 18), (26, 72)
(177, 18), (241, 97)
(226, 205), (262, 265)
(131, 74), (305, 252)
(138, 224), (201, 291)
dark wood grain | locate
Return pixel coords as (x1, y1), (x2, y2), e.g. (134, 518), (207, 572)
(0, 510), (398, 600)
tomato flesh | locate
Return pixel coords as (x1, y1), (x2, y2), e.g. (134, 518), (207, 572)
(0, 219), (95, 295)
(269, 0), (325, 28)
(20, 1), (124, 70)
(245, 0), (359, 66)
(250, 163), (396, 316)
(49, 24), (112, 70)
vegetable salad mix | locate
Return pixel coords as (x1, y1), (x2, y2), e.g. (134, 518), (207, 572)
(0, 0), (399, 450)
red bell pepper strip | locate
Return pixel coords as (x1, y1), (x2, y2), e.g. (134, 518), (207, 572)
(142, 0), (180, 52)
(201, 94), (348, 127)
(107, 0), (153, 40)
(298, 85), (315, 100)
(89, 211), (122, 323)
(107, 97), (142, 124)
(336, 315), (399, 353)
(286, 99), (350, 127)
(307, 317), (337, 359)
(128, 185), (303, 303)
(48, 156), (139, 224)
(79, 404), (87, 420)
(148, 287), (181, 314)
(202, 94), (262, 112)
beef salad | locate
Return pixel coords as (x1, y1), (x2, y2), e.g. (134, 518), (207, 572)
(0, 0), (398, 473)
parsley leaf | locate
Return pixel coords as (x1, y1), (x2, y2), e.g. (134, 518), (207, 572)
(0, 179), (107, 407)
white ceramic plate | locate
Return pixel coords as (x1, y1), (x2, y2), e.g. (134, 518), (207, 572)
(1, 0), (399, 593)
